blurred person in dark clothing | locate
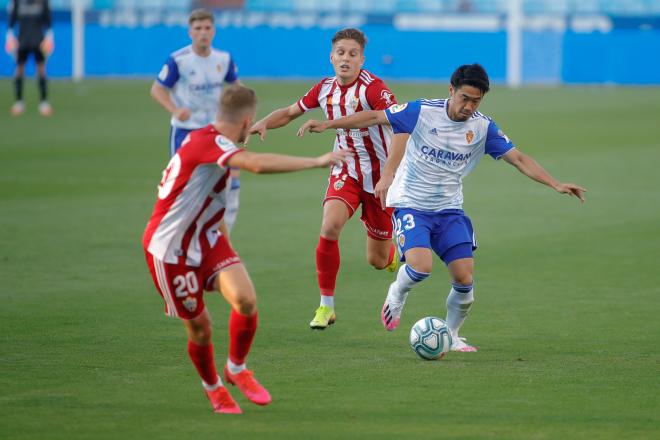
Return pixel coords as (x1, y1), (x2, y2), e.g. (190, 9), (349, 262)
(5, 0), (54, 116)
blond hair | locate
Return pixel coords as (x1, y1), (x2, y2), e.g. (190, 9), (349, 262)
(218, 85), (257, 122)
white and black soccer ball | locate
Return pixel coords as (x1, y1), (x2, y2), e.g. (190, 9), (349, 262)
(409, 317), (452, 360)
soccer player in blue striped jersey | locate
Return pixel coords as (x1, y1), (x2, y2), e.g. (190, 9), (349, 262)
(298, 64), (586, 352)
(151, 9), (242, 232)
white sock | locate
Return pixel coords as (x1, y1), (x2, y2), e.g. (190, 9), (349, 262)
(320, 294), (334, 308)
(390, 264), (430, 300)
(202, 375), (223, 391)
(226, 359), (246, 375)
(446, 283), (474, 335)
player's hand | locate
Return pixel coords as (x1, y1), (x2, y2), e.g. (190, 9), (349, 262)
(555, 183), (587, 202)
(316, 150), (352, 168)
(40, 36), (55, 57)
(297, 119), (329, 137)
(173, 107), (191, 122)
(248, 121), (268, 141)
(5, 31), (17, 55)
(374, 172), (395, 210)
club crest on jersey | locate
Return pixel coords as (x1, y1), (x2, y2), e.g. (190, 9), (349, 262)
(216, 64), (222, 72)
(398, 234), (405, 248)
(389, 103), (407, 114)
(183, 296), (197, 313)
(349, 95), (359, 110)
(466, 130), (474, 144)
(381, 90), (394, 106)
(327, 95), (333, 106)
(334, 180), (344, 190)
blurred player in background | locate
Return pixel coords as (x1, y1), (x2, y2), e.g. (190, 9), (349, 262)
(299, 64), (586, 351)
(249, 28), (399, 330)
(151, 8), (242, 233)
(5, 0), (54, 117)
(143, 85), (347, 414)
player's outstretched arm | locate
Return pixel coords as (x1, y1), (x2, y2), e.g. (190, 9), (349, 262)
(502, 149), (587, 202)
(374, 133), (409, 209)
(249, 103), (304, 141)
(297, 110), (389, 137)
(150, 82), (191, 121)
(226, 150), (350, 174)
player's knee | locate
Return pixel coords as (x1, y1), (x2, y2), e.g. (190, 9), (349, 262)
(320, 222), (342, 240)
(418, 263), (433, 274)
(408, 262), (432, 274)
(452, 273), (473, 286)
(234, 294), (257, 316)
(367, 252), (388, 270)
(187, 324), (212, 345)
(369, 259), (387, 270)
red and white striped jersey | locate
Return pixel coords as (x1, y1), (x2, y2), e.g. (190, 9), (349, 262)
(297, 69), (396, 193)
(142, 125), (243, 266)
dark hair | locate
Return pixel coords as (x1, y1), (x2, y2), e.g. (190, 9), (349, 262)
(332, 28), (367, 50)
(450, 64), (490, 94)
(189, 8), (214, 25)
(219, 85), (257, 122)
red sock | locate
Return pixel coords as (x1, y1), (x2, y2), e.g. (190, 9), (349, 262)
(228, 309), (258, 366)
(316, 236), (340, 296)
(387, 243), (396, 266)
(187, 341), (219, 386)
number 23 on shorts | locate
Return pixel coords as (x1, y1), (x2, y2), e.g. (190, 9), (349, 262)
(395, 213), (416, 235)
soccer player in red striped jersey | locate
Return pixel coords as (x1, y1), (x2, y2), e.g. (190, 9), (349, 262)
(249, 28), (398, 330)
(143, 85), (347, 414)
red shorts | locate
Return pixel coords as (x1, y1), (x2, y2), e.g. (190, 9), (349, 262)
(324, 174), (394, 240)
(144, 234), (241, 320)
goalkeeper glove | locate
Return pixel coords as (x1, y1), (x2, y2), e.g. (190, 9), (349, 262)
(5, 29), (17, 55)
(40, 29), (54, 57)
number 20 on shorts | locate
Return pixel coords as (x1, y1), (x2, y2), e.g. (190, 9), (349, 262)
(172, 271), (199, 298)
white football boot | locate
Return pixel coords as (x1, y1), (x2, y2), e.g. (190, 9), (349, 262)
(450, 333), (478, 352)
(10, 101), (25, 116)
(39, 101), (53, 117)
(381, 282), (408, 331)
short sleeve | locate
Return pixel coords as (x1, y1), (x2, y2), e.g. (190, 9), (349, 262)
(297, 81), (323, 112)
(214, 135), (244, 167)
(384, 101), (422, 134)
(485, 120), (515, 159)
(365, 80), (397, 110)
(156, 56), (179, 88)
(224, 56), (238, 83)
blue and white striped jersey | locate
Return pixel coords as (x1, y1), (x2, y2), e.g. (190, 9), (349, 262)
(157, 45), (238, 130)
(384, 99), (514, 212)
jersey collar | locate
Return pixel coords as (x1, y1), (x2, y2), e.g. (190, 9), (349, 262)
(335, 70), (362, 89)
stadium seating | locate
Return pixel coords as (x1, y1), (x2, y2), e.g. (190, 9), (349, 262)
(2, 0), (659, 14)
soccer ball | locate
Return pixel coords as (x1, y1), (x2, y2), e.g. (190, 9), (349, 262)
(409, 317), (453, 360)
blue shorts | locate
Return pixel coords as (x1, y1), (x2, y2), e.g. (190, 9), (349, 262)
(169, 127), (193, 157)
(393, 208), (477, 265)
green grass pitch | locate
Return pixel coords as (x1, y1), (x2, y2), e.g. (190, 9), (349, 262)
(1, 79), (659, 439)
